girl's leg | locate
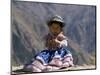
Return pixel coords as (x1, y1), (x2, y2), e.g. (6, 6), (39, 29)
(60, 47), (74, 68)
(23, 60), (45, 72)
(23, 49), (49, 72)
(43, 65), (60, 72)
(32, 60), (46, 71)
(48, 48), (64, 67)
(62, 56), (74, 68)
(49, 58), (63, 67)
(33, 50), (51, 72)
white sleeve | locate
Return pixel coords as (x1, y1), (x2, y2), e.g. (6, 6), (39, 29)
(59, 39), (68, 47)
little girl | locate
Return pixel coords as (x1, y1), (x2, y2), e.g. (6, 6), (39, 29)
(23, 15), (74, 72)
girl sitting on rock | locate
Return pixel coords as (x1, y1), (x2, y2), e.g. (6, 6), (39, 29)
(23, 15), (74, 72)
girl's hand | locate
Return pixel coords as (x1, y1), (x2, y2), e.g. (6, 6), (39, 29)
(54, 39), (61, 45)
(51, 39), (61, 48)
(46, 39), (61, 49)
(47, 39), (58, 49)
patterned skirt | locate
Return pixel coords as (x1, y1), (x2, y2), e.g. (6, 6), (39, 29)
(35, 47), (73, 65)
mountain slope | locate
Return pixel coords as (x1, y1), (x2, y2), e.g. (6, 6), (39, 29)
(11, 1), (96, 66)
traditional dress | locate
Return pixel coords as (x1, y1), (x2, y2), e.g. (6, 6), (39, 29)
(35, 32), (74, 66)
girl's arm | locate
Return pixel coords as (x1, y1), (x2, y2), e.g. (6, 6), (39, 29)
(54, 38), (68, 47)
(59, 39), (68, 47)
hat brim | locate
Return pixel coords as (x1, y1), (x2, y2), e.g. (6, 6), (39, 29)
(47, 21), (65, 27)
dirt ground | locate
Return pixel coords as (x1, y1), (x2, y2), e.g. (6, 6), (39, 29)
(12, 65), (96, 75)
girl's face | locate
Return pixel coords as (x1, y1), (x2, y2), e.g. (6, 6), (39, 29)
(49, 22), (62, 35)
